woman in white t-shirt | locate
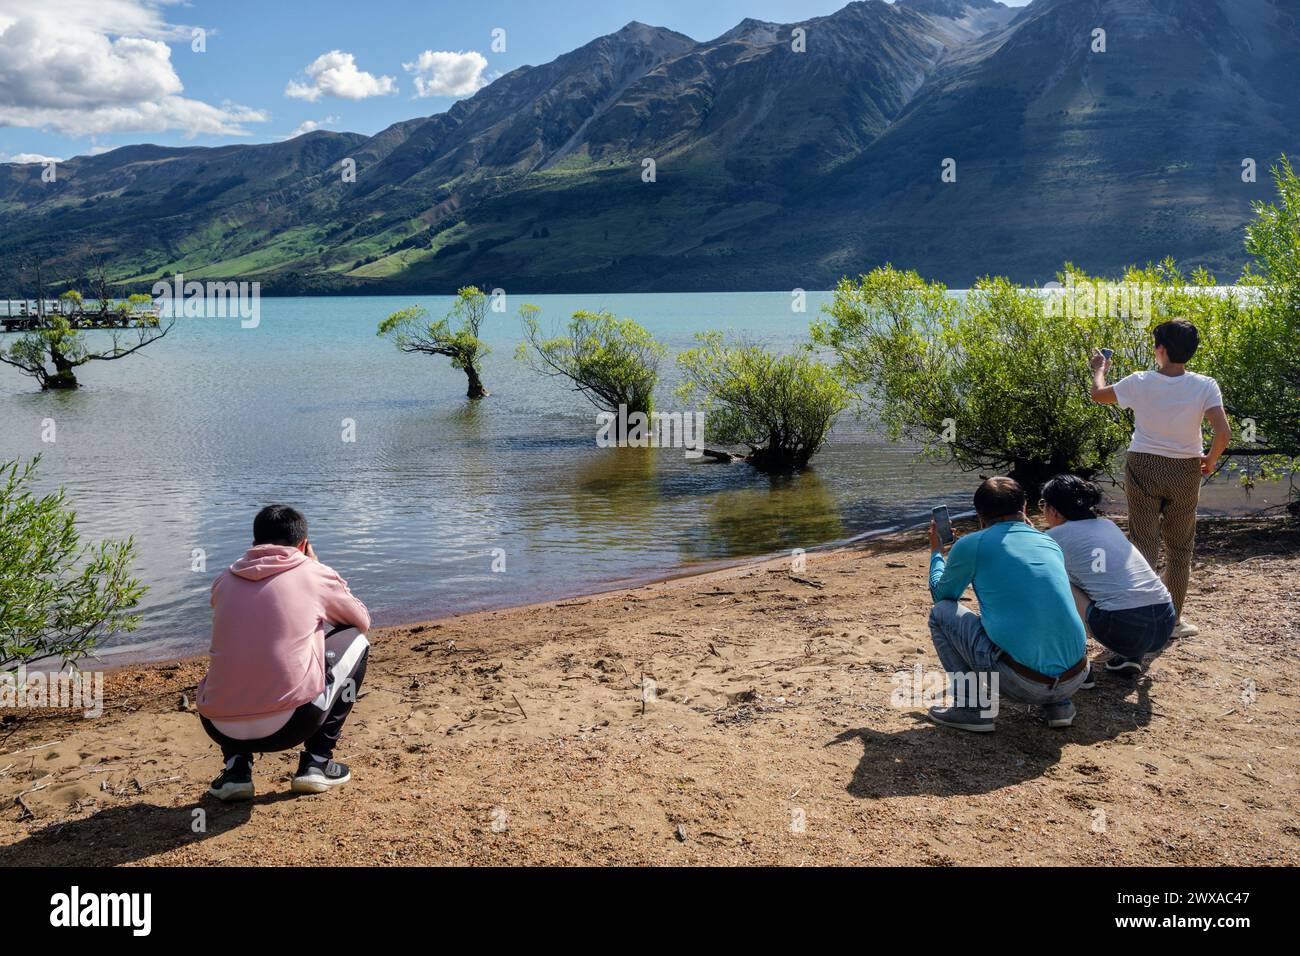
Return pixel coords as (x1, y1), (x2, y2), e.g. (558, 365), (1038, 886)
(1089, 319), (1231, 638)
(1041, 474), (1176, 676)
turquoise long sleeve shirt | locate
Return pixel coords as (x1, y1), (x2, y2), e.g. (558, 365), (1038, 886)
(928, 520), (1086, 677)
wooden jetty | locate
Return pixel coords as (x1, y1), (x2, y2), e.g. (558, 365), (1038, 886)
(1, 299), (161, 333)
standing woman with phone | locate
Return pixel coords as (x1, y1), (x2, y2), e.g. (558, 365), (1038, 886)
(1089, 319), (1231, 638)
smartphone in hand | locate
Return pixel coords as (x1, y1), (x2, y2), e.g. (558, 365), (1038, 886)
(932, 506), (954, 546)
(1099, 348), (1114, 361)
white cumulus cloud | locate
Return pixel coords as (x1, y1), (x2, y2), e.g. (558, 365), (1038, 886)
(0, 1), (266, 137)
(403, 50), (489, 98)
(1, 151), (62, 164)
(285, 51), (397, 102)
(285, 115), (340, 139)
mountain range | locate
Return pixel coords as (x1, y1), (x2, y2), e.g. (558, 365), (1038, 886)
(2, 0), (1297, 295)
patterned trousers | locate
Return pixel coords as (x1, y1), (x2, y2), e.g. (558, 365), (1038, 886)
(1124, 451), (1203, 617)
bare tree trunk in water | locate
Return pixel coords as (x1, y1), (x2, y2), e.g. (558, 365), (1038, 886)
(47, 347), (79, 390)
(465, 363), (489, 399)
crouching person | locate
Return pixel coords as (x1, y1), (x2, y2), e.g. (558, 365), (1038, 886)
(926, 478), (1088, 732)
(1040, 474), (1175, 676)
(198, 505), (372, 800)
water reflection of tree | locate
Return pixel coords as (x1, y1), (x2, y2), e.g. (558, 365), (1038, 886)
(556, 446), (667, 547)
(679, 468), (844, 563)
(516, 447), (845, 564)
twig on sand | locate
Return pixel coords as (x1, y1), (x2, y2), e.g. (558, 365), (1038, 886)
(14, 793), (36, 821)
(2, 740), (59, 757)
(789, 575), (825, 590)
(616, 661), (641, 689)
(101, 775), (179, 797)
(511, 694), (527, 719)
(14, 779), (49, 821)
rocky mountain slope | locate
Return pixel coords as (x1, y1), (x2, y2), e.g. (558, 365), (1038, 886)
(1, 0), (1295, 294)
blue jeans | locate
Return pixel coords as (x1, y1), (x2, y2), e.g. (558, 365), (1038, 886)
(928, 600), (1086, 707)
(1086, 601), (1175, 663)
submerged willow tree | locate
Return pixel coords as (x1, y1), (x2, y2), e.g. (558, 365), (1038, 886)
(377, 286), (491, 398)
(515, 307), (664, 415)
(676, 333), (850, 472)
(0, 304), (170, 390)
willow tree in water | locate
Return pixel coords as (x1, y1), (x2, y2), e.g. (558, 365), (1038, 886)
(515, 306), (664, 415)
(0, 305), (170, 390)
(377, 286), (491, 398)
(676, 333), (850, 472)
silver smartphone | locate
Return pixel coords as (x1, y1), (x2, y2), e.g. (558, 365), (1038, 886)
(932, 506), (954, 546)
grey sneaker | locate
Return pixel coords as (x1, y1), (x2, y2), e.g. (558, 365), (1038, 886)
(291, 754), (351, 794)
(1043, 700), (1076, 728)
(927, 705), (996, 733)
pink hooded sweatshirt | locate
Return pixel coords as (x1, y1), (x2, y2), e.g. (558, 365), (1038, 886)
(197, 545), (371, 720)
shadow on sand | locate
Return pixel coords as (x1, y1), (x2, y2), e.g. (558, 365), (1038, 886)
(0, 791), (298, 866)
(828, 676), (1154, 799)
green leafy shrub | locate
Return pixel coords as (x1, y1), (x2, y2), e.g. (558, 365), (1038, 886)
(516, 307), (664, 415)
(676, 333), (850, 472)
(1, 458), (146, 670)
(812, 265), (1157, 497)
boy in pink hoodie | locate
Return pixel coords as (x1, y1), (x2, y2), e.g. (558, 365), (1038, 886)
(198, 505), (372, 800)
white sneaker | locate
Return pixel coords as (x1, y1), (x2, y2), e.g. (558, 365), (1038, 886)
(1171, 621), (1200, 638)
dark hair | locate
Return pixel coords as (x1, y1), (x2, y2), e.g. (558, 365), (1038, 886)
(973, 476), (1026, 521)
(1041, 474), (1103, 522)
(253, 504), (308, 546)
(1153, 319), (1199, 363)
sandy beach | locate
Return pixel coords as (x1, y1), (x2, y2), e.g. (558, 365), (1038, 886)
(1, 517), (1296, 867)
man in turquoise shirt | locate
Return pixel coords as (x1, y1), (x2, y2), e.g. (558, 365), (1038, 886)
(927, 477), (1088, 732)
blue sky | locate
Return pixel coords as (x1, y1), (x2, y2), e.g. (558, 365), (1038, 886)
(0, 0), (1031, 163)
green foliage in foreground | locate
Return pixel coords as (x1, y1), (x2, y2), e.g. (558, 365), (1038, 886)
(0, 458), (145, 670)
(516, 307), (664, 415)
(676, 333), (851, 472)
(378, 286), (492, 398)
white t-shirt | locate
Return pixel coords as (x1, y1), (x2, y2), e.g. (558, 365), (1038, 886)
(1046, 518), (1172, 611)
(1112, 370), (1222, 458)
